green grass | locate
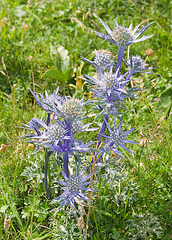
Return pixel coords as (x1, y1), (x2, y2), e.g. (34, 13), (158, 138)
(0, 0), (172, 239)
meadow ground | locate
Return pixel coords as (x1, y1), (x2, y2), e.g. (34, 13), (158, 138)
(0, 0), (171, 239)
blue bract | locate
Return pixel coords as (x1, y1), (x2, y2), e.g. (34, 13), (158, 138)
(103, 120), (138, 158)
(30, 87), (65, 114)
(55, 166), (95, 208)
(124, 55), (154, 74)
(82, 50), (113, 73)
(95, 18), (153, 48)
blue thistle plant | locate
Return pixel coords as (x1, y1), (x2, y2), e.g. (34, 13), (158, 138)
(30, 87), (65, 114)
(50, 97), (86, 123)
(124, 55), (154, 80)
(95, 18), (153, 75)
(103, 120), (138, 158)
(82, 49), (113, 73)
(71, 121), (98, 134)
(23, 118), (42, 136)
(85, 68), (129, 104)
(56, 166), (95, 208)
(23, 118), (67, 149)
(95, 18), (153, 49)
(22, 16), (154, 210)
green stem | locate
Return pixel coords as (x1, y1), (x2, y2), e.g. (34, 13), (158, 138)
(44, 150), (51, 198)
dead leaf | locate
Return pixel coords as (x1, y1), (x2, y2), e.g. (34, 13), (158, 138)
(140, 132), (149, 146)
(71, 17), (87, 29)
(0, 70), (6, 76)
(158, 116), (165, 124)
(1, 57), (7, 71)
(26, 143), (36, 150)
(0, 144), (8, 152)
(145, 48), (154, 56)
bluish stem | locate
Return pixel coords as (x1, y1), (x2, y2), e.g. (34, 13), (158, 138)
(121, 70), (134, 88)
(93, 115), (108, 163)
(46, 113), (51, 126)
(126, 70), (134, 81)
(63, 121), (71, 177)
(63, 153), (69, 177)
(95, 114), (108, 152)
(116, 47), (125, 77)
(44, 150), (51, 198)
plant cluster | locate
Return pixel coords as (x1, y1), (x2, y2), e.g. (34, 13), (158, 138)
(23, 17), (154, 209)
(1, 0), (172, 238)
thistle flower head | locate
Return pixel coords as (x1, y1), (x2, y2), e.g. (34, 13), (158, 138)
(30, 88), (64, 113)
(71, 120), (98, 135)
(94, 50), (112, 69)
(62, 98), (81, 116)
(95, 18), (153, 48)
(22, 118), (44, 142)
(84, 69), (128, 103)
(72, 139), (84, 147)
(56, 166), (95, 207)
(47, 122), (65, 142)
(60, 97), (84, 122)
(82, 50), (113, 72)
(71, 121), (83, 134)
(110, 128), (125, 145)
(29, 118), (42, 132)
(24, 118), (67, 149)
(125, 55), (153, 73)
(111, 25), (133, 47)
(127, 55), (144, 69)
(103, 120), (138, 158)
(102, 72), (119, 89)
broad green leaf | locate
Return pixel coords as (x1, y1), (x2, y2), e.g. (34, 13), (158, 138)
(160, 87), (172, 109)
(0, 205), (9, 213)
(42, 69), (64, 81)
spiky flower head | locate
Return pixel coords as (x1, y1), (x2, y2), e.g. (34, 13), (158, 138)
(22, 118), (43, 142)
(95, 18), (153, 48)
(46, 122), (65, 143)
(30, 88), (65, 113)
(71, 120), (98, 135)
(125, 55), (153, 73)
(71, 121), (83, 134)
(127, 55), (144, 70)
(60, 97), (84, 122)
(56, 166), (95, 208)
(84, 68), (128, 103)
(28, 118), (42, 133)
(103, 120), (138, 158)
(102, 72), (120, 89)
(24, 118), (66, 148)
(82, 50), (113, 72)
(112, 25), (133, 47)
(94, 50), (112, 69)
(110, 127), (126, 145)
